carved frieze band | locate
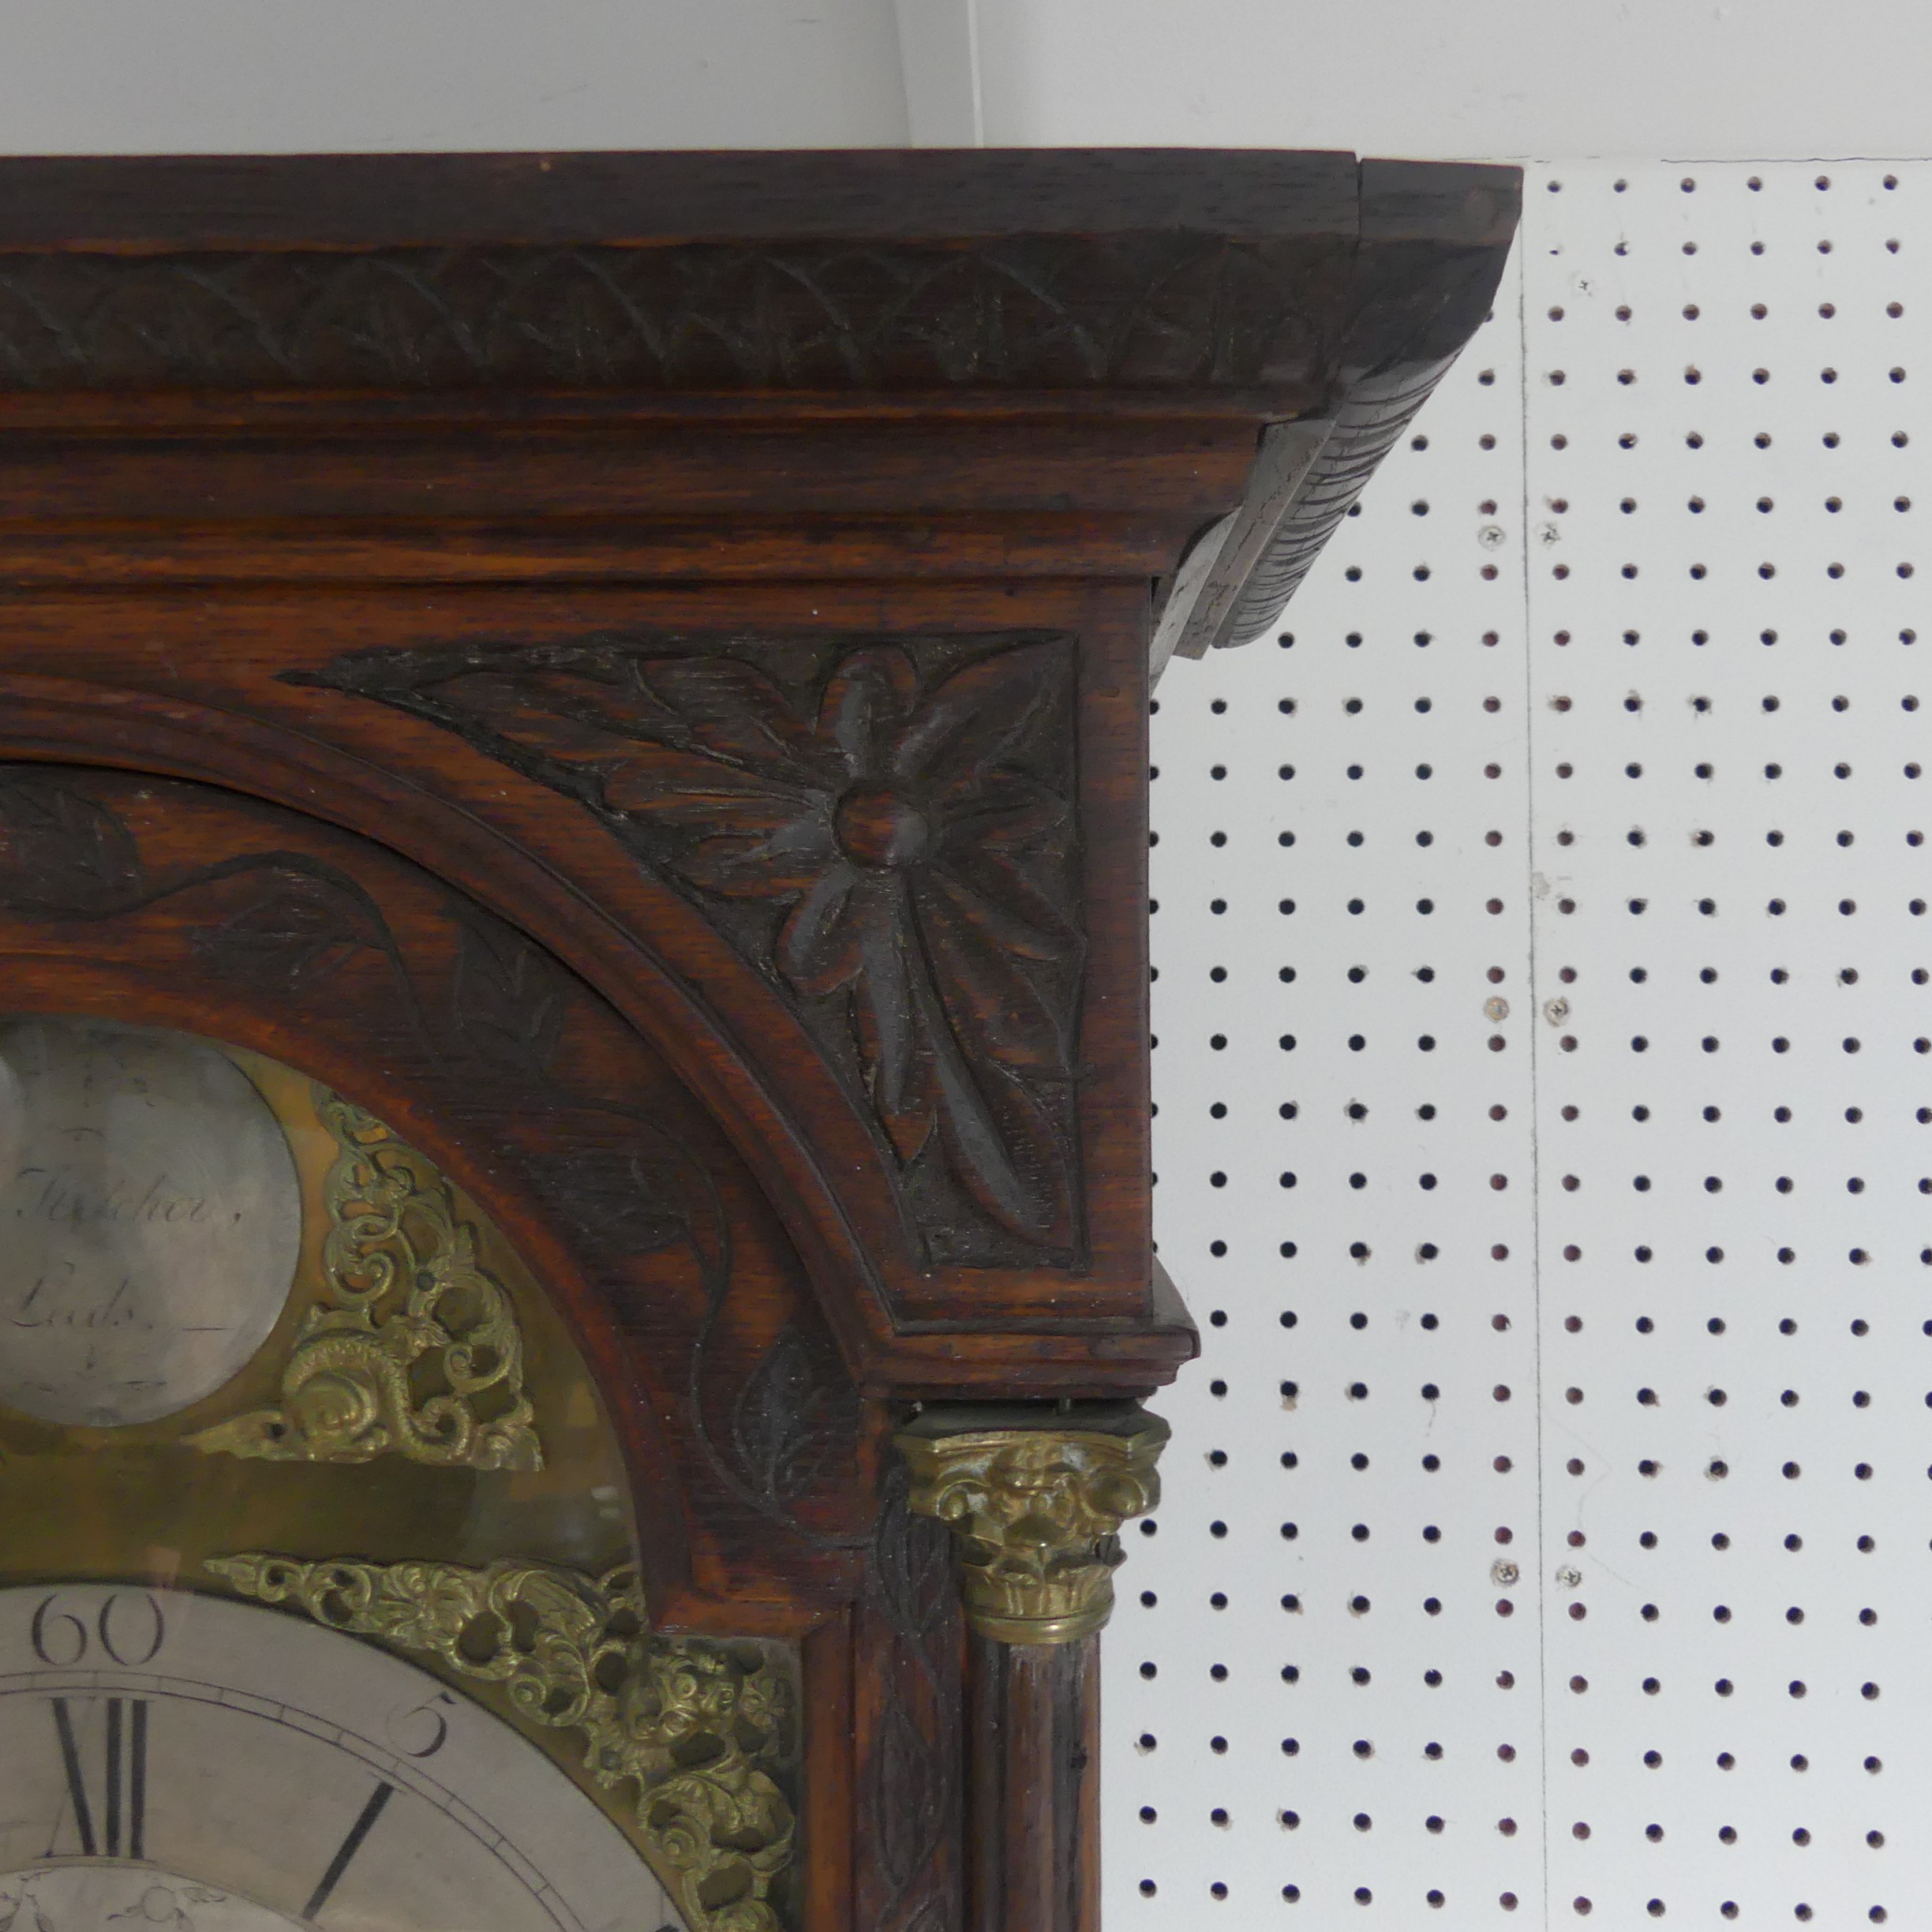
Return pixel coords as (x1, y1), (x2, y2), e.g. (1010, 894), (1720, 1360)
(895, 1406), (1168, 1645)
(191, 1086), (542, 1470)
(0, 237), (1333, 392)
(292, 632), (1087, 1268)
(208, 1553), (798, 1932)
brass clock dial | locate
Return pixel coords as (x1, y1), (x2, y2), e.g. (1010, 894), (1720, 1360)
(0, 1019), (634, 1585)
(0, 1018), (781, 1931)
(0, 1582), (686, 1932)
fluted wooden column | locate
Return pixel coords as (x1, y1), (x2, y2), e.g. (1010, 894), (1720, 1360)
(897, 1402), (1168, 1932)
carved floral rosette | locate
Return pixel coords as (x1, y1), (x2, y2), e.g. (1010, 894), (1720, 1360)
(896, 1410), (1168, 1645)
(206, 1554), (798, 1932)
(293, 631), (1087, 1270)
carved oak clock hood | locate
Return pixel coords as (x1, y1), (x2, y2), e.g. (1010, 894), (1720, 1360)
(0, 150), (1515, 1932)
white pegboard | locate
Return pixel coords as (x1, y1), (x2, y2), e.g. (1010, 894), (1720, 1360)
(1107, 160), (1929, 1929)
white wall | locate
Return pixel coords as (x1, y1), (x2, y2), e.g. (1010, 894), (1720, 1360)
(0, 0), (909, 152)
(0, 0), (1926, 159)
(1121, 153), (1932, 1926)
(977, 0), (1932, 160)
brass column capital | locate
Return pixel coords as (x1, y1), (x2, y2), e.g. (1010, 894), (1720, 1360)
(895, 1402), (1169, 1645)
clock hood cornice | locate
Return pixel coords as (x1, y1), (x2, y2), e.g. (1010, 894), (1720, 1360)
(0, 144), (1514, 1413)
(0, 151), (1517, 1932)
(0, 149), (1515, 642)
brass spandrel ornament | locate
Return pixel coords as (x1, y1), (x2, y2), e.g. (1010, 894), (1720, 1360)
(208, 1554), (796, 1932)
(190, 1088), (541, 1472)
(0, 1579), (691, 1931)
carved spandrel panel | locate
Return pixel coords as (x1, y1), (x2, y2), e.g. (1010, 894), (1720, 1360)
(293, 631), (1087, 1270)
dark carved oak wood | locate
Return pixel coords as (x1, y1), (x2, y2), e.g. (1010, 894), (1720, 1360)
(0, 762), (873, 1616)
(289, 627), (1088, 1271)
(0, 151), (1516, 1932)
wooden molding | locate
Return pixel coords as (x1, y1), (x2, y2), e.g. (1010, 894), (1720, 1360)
(0, 149), (1518, 1932)
(0, 234), (1341, 395)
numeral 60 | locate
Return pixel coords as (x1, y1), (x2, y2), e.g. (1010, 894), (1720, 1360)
(31, 1592), (166, 1668)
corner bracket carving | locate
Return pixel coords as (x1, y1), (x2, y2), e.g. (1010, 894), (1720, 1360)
(291, 630), (1088, 1271)
(894, 1402), (1167, 1645)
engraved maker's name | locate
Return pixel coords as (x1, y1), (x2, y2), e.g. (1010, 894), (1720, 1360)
(11, 1164), (219, 1228)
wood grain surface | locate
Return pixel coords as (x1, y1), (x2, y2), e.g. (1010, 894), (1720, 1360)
(0, 148), (1519, 1930)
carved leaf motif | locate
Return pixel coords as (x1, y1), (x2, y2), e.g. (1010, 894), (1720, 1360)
(192, 885), (363, 989)
(870, 1690), (945, 1899)
(873, 1503), (954, 1650)
(860, 1465), (960, 1929)
(0, 776), (425, 1030)
(450, 913), (568, 1079)
(185, 865), (395, 997)
(524, 1144), (691, 1259)
(295, 632), (1086, 1267)
(927, 1039), (1065, 1247)
(728, 1324), (856, 1507)
(0, 773), (145, 915)
(0, 238), (1329, 393)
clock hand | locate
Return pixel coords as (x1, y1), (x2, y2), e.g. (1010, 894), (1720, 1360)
(301, 1781), (394, 1922)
